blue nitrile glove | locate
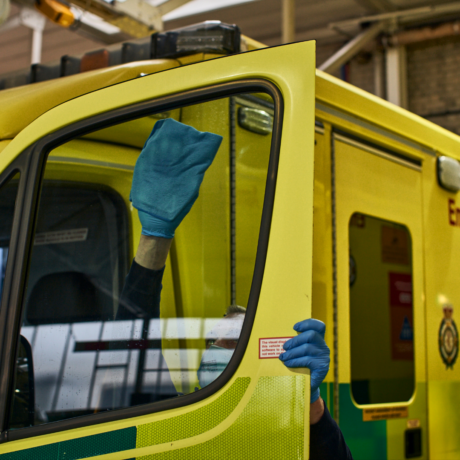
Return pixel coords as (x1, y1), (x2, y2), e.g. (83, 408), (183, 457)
(279, 319), (330, 403)
(130, 118), (223, 238)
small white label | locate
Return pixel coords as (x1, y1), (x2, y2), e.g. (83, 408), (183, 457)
(34, 228), (88, 246)
(259, 337), (293, 359)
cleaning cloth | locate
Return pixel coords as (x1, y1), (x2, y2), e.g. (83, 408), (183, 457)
(131, 118), (223, 238)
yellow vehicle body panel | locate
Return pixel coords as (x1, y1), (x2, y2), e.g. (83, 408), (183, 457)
(0, 60), (179, 141)
(312, 68), (460, 459)
(316, 69), (460, 159)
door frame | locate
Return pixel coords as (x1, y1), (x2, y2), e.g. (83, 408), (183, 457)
(0, 80), (284, 441)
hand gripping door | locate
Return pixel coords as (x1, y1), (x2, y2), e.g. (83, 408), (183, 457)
(0, 41), (316, 460)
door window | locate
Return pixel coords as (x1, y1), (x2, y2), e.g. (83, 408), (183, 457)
(349, 213), (415, 405)
(0, 173), (20, 308)
(9, 92), (275, 428)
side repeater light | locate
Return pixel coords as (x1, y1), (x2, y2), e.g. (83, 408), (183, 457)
(238, 107), (273, 135)
(438, 156), (460, 192)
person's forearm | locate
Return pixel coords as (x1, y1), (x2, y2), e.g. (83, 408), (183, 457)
(135, 235), (172, 270)
(310, 397), (324, 425)
(116, 235), (170, 321)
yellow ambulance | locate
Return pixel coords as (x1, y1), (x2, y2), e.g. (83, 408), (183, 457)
(0, 20), (459, 460)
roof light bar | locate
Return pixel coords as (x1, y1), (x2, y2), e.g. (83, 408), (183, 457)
(80, 49), (110, 72)
(0, 21), (242, 90)
(151, 21), (241, 59)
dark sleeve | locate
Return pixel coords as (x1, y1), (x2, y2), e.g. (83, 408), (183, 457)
(117, 260), (178, 402)
(117, 259), (165, 320)
(310, 403), (353, 460)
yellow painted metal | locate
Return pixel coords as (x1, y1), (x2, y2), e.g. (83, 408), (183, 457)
(176, 53), (224, 66)
(0, 41), (316, 458)
(387, 382), (428, 460)
(241, 35), (268, 51)
(311, 127), (334, 388)
(81, 109), (181, 148)
(311, 70), (460, 458)
(0, 140), (11, 155)
(334, 139), (427, 459)
(0, 60), (179, 141)
(315, 104), (427, 164)
(316, 69), (460, 159)
(422, 154), (460, 458)
(335, 138), (426, 385)
(3, 31), (460, 459)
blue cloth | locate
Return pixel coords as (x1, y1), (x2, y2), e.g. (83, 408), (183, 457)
(279, 318), (330, 403)
(131, 118), (223, 238)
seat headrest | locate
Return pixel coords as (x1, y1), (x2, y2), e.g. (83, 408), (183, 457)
(27, 271), (101, 325)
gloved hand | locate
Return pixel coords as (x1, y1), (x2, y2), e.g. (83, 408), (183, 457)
(279, 319), (330, 403)
(131, 118), (223, 238)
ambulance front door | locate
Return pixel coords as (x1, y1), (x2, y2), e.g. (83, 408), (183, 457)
(0, 41), (316, 458)
(333, 132), (427, 460)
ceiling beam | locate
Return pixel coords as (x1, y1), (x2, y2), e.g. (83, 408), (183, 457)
(330, 2), (460, 30)
(352, 0), (396, 13)
(157, 0), (194, 17)
(319, 21), (386, 74)
(113, 0), (194, 33)
(110, 0), (162, 33)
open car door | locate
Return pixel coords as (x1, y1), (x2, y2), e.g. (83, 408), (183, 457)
(0, 41), (316, 459)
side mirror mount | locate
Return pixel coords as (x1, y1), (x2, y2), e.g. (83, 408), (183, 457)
(9, 335), (35, 429)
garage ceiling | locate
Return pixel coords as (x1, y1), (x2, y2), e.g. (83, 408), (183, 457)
(164, 0), (460, 46)
(2, 0), (460, 76)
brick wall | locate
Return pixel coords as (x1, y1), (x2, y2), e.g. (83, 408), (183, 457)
(349, 52), (375, 96)
(317, 35), (460, 137)
(317, 44), (377, 96)
(407, 35), (460, 135)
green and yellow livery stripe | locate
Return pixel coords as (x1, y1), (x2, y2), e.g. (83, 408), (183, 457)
(0, 427), (136, 460)
(0, 376), (306, 460)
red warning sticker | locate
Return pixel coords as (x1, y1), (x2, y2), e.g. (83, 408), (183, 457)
(259, 337), (293, 359)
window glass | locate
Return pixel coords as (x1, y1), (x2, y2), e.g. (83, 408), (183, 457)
(10, 93), (274, 428)
(0, 173), (20, 309)
(349, 213), (415, 405)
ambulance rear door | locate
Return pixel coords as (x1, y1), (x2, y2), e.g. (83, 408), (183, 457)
(333, 131), (427, 460)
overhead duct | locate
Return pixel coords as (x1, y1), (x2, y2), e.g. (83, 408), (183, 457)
(387, 20), (460, 47)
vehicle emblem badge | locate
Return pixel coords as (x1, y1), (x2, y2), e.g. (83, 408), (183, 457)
(439, 305), (458, 369)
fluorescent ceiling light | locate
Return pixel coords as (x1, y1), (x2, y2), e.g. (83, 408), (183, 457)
(160, 0), (257, 21)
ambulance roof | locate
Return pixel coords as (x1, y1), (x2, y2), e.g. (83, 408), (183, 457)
(1, 36), (460, 160)
(0, 60), (178, 141)
(316, 69), (460, 160)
